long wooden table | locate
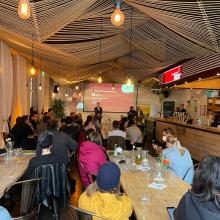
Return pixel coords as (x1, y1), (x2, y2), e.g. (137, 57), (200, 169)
(108, 151), (190, 220)
(0, 153), (34, 198)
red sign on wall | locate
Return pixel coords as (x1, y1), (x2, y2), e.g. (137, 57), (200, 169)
(163, 65), (182, 84)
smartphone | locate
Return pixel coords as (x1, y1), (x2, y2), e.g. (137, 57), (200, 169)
(166, 207), (175, 220)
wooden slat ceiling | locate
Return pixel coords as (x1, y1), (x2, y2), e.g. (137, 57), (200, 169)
(0, 0), (219, 85)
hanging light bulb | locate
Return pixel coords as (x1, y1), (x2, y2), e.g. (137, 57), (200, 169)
(127, 77), (132, 86)
(52, 92), (55, 98)
(112, 83), (115, 91)
(98, 74), (102, 83)
(111, 1), (125, 27)
(18, 0), (31, 20)
(75, 84), (79, 90)
(57, 83), (60, 91)
(30, 64), (35, 75)
(65, 90), (68, 97)
(78, 91), (82, 96)
(92, 89), (95, 96)
(38, 82), (42, 90)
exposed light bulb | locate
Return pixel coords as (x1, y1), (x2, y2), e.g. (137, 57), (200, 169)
(57, 84), (60, 91)
(92, 89), (95, 96)
(41, 71), (45, 77)
(76, 84), (79, 90)
(111, 2), (125, 27)
(127, 77), (132, 86)
(78, 91), (82, 96)
(198, 77), (202, 81)
(185, 81), (188, 84)
(38, 83), (42, 90)
(18, 0), (31, 20)
(98, 75), (102, 83)
(217, 73), (220, 76)
(30, 66), (36, 75)
(52, 92), (55, 97)
(65, 91), (68, 97)
(112, 83), (115, 90)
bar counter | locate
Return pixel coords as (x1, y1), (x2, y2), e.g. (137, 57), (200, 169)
(156, 118), (220, 161)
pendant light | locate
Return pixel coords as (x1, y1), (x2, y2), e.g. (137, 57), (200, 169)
(57, 63), (60, 92)
(18, 0), (31, 20)
(98, 16), (103, 83)
(92, 89), (95, 96)
(75, 65), (79, 90)
(65, 90), (68, 97)
(38, 57), (42, 90)
(30, 36), (36, 75)
(127, 8), (133, 86)
(112, 71), (115, 90)
(111, 1), (125, 27)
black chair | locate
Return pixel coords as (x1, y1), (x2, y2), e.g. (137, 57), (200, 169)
(30, 163), (70, 220)
(77, 156), (96, 186)
(2, 178), (45, 220)
(107, 136), (126, 150)
(69, 205), (107, 220)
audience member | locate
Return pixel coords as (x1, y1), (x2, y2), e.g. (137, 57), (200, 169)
(61, 116), (80, 142)
(108, 120), (126, 138)
(79, 131), (107, 188)
(36, 120), (78, 165)
(0, 206), (12, 220)
(136, 105), (143, 117)
(127, 106), (136, 121)
(78, 162), (132, 220)
(11, 115), (35, 148)
(174, 155), (220, 220)
(152, 127), (174, 154)
(26, 132), (60, 178)
(126, 120), (143, 146)
(29, 112), (38, 131)
(163, 135), (194, 184)
(37, 115), (51, 136)
(48, 108), (54, 119)
(120, 117), (128, 131)
(84, 115), (96, 132)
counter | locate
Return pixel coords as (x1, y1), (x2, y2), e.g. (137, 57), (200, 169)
(156, 118), (220, 161)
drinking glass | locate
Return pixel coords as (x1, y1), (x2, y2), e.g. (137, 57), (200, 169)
(141, 193), (150, 205)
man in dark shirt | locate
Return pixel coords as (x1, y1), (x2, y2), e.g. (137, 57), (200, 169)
(35, 120), (78, 165)
(26, 132), (60, 179)
(179, 104), (187, 113)
(11, 116), (35, 148)
(94, 102), (102, 123)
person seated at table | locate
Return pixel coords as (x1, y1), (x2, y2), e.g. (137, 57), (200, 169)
(61, 116), (80, 142)
(26, 132), (61, 179)
(120, 117), (128, 131)
(11, 115), (35, 148)
(152, 127), (174, 154)
(126, 120), (143, 147)
(108, 120), (126, 138)
(163, 135), (194, 184)
(84, 115), (96, 132)
(0, 206), (12, 220)
(78, 131), (107, 188)
(36, 119), (78, 165)
(78, 162), (132, 220)
(174, 155), (220, 220)
(36, 115), (51, 136)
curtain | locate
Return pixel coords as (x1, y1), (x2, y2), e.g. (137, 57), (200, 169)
(11, 54), (28, 125)
(0, 41), (13, 134)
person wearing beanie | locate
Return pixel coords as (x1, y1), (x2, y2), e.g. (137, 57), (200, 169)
(26, 132), (61, 178)
(78, 162), (132, 220)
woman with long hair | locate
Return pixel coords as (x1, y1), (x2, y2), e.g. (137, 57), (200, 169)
(84, 115), (96, 132)
(162, 135), (194, 184)
(174, 155), (220, 220)
(78, 162), (132, 220)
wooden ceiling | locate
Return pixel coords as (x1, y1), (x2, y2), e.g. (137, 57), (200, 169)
(0, 0), (219, 85)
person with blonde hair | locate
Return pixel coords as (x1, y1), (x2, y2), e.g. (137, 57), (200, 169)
(78, 162), (132, 220)
(162, 135), (194, 184)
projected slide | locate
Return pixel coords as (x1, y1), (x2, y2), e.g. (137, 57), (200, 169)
(84, 83), (135, 112)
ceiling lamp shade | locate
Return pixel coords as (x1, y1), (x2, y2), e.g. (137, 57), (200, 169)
(18, 0), (31, 20)
(111, 1), (125, 27)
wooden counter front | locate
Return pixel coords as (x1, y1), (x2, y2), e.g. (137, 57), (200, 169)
(156, 118), (220, 161)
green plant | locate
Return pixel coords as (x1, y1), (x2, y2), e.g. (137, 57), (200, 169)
(51, 98), (66, 119)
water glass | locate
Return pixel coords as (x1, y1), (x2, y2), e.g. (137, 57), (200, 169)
(141, 193), (150, 205)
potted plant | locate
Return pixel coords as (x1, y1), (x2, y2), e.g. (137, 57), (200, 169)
(51, 98), (66, 119)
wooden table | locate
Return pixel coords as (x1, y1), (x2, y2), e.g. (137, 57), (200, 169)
(0, 153), (34, 198)
(108, 151), (190, 220)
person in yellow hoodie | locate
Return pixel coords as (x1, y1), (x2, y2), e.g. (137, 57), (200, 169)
(78, 162), (133, 220)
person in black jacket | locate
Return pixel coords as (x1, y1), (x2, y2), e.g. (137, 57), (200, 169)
(94, 102), (102, 123)
(174, 155), (220, 220)
(36, 119), (78, 165)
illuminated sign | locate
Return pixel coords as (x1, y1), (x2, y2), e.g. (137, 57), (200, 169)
(163, 65), (182, 84)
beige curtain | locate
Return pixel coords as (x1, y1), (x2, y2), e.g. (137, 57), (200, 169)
(0, 41), (13, 147)
(11, 54), (28, 125)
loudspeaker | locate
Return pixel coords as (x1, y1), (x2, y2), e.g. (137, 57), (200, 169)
(163, 90), (170, 98)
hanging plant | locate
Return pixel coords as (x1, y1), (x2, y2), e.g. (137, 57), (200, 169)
(51, 98), (66, 119)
